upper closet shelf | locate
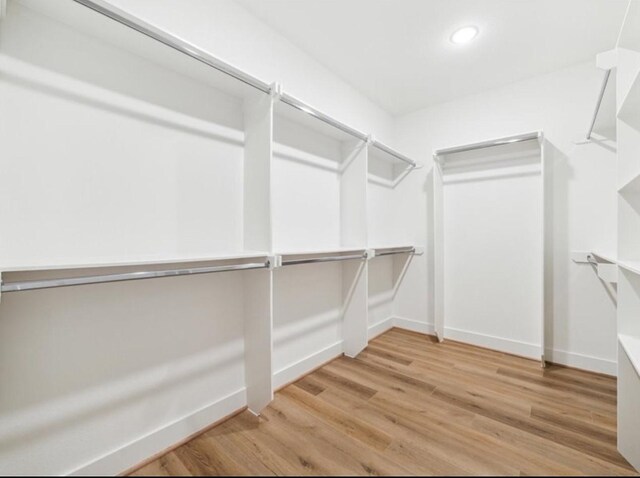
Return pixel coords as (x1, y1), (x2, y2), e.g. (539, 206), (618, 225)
(370, 245), (423, 257)
(619, 334), (640, 377)
(22, 0), (420, 169)
(20, 0), (270, 101)
(277, 248), (368, 267)
(0, 251), (272, 294)
(433, 131), (542, 160)
(275, 91), (419, 168)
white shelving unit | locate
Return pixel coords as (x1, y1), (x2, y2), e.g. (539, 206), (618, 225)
(432, 132), (546, 363)
(0, 0), (423, 431)
(616, 0), (640, 470)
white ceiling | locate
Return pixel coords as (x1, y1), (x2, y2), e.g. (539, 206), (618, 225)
(236, 0), (628, 115)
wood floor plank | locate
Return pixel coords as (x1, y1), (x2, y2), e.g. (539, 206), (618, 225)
(129, 328), (637, 477)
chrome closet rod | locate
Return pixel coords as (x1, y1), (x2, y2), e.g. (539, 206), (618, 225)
(586, 69), (611, 141)
(73, 0), (271, 94)
(433, 131), (541, 158)
(0, 261), (270, 293)
(281, 253), (366, 267)
(279, 92), (368, 142)
(375, 247), (416, 257)
(371, 140), (417, 168)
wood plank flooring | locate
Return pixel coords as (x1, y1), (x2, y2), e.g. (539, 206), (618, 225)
(130, 328), (637, 476)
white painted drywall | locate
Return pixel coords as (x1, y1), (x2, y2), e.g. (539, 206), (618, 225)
(395, 60), (618, 374)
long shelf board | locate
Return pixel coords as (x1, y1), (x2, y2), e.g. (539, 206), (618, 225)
(276, 247), (367, 258)
(0, 251), (271, 273)
(19, 0), (268, 100)
(619, 334), (640, 378)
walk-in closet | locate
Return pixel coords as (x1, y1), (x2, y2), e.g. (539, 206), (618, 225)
(0, 0), (638, 475)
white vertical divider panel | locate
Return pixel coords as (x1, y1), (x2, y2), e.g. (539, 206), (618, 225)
(616, 0), (640, 470)
(433, 161), (445, 342)
(342, 260), (368, 357)
(341, 139), (368, 356)
(244, 90), (273, 252)
(340, 139), (368, 247)
(242, 91), (274, 413)
(540, 136), (547, 365)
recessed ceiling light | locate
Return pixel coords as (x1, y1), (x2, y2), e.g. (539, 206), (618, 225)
(450, 26), (479, 45)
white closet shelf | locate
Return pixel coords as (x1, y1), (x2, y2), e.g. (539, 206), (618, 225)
(277, 247), (367, 258)
(21, 0), (270, 101)
(618, 260), (640, 276)
(369, 140), (418, 169)
(370, 245), (421, 255)
(620, 334), (640, 377)
(0, 251), (271, 273)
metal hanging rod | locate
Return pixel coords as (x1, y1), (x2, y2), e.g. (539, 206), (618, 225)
(0, 261), (270, 293)
(585, 69), (611, 141)
(73, 0), (271, 94)
(282, 252), (367, 267)
(375, 247), (416, 257)
(371, 140), (417, 168)
(433, 131), (542, 159)
(279, 92), (368, 142)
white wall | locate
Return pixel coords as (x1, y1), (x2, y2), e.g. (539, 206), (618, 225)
(395, 60), (619, 374)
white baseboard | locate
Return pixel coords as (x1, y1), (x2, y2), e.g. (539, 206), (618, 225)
(444, 326), (541, 360)
(273, 341), (343, 389)
(69, 388), (247, 476)
(390, 319), (615, 375)
(367, 317), (394, 339)
(545, 347), (616, 376)
(393, 317), (435, 335)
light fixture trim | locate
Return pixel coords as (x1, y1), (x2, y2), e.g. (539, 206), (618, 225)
(450, 25), (479, 45)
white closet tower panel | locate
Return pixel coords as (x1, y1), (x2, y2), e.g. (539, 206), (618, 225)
(616, 0), (640, 470)
(434, 134), (545, 362)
